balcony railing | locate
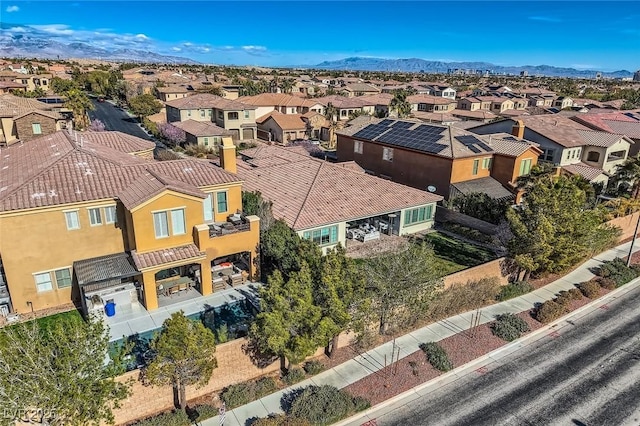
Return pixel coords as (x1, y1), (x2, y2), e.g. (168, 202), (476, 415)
(208, 218), (251, 238)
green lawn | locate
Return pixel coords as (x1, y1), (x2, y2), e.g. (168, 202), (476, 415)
(351, 232), (496, 278)
(32, 309), (83, 331)
(422, 232), (497, 269)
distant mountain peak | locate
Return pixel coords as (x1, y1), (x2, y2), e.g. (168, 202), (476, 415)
(314, 57), (632, 78)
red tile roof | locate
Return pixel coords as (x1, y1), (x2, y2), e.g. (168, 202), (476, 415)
(81, 131), (156, 154)
(562, 162), (608, 182)
(166, 93), (255, 110)
(118, 169), (206, 210)
(237, 145), (442, 230)
(256, 111), (306, 130)
(172, 120), (230, 137)
(132, 244), (205, 270)
(0, 130), (239, 212)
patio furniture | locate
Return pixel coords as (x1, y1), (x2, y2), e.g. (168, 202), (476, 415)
(228, 213), (242, 225)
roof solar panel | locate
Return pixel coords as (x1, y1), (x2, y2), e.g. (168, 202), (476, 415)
(379, 119), (394, 126)
(391, 121), (414, 129)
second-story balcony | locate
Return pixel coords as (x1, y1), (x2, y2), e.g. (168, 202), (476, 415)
(208, 213), (251, 237)
(193, 214), (260, 257)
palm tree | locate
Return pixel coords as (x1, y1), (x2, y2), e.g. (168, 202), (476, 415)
(64, 88), (94, 130)
(613, 154), (640, 198)
(324, 102), (339, 149)
(280, 78), (295, 94)
(389, 90), (412, 118)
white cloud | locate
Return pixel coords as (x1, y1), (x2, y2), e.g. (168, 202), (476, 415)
(5, 5), (19, 12)
(242, 45), (266, 51)
(171, 47), (181, 52)
(31, 24), (74, 36)
(135, 34), (149, 40)
(528, 16), (562, 23)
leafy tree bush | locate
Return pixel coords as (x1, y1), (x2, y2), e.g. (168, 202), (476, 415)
(451, 192), (510, 224)
(303, 360), (325, 375)
(131, 405), (217, 426)
(577, 280), (601, 299)
(555, 289), (582, 306)
(597, 258), (639, 287)
(158, 122), (186, 146)
(221, 376), (278, 409)
(567, 288), (585, 300)
(534, 300), (569, 323)
(491, 313), (530, 341)
(282, 368), (306, 386)
(496, 281), (534, 301)
(287, 385), (369, 426)
(419, 342), (453, 372)
(88, 118), (106, 131)
(596, 277), (617, 290)
(129, 93), (163, 119)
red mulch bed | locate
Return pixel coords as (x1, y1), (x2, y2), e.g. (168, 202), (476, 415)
(344, 350), (441, 406)
(529, 272), (564, 290)
(438, 324), (506, 367)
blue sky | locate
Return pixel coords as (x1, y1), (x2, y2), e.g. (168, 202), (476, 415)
(2, 1), (639, 71)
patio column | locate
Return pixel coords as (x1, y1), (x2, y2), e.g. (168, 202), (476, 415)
(141, 270), (158, 311)
(200, 260), (213, 295)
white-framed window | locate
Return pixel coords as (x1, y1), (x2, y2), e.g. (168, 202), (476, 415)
(519, 158), (532, 176)
(383, 147), (394, 162)
(216, 191), (228, 213)
(228, 112), (239, 120)
(354, 140), (363, 154)
(303, 225), (339, 246)
(54, 268), (72, 288)
(204, 137), (209, 146)
(404, 205), (433, 226)
(171, 208), (186, 235)
(34, 272), (54, 292)
(244, 110), (250, 119)
(542, 148), (555, 162)
(32, 123), (42, 135)
(481, 157), (492, 170)
(64, 210), (80, 230)
(88, 207), (102, 226)
(153, 211), (169, 238)
(104, 205), (117, 224)
(472, 159), (480, 175)
(203, 193), (213, 221)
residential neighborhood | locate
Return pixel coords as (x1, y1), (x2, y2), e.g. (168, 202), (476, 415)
(1, 10), (640, 424)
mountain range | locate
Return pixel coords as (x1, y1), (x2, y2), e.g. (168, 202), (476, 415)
(0, 23), (198, 64)
(313, 57), (634, 79)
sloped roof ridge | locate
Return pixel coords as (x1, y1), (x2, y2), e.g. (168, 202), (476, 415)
(292, 160), (324, 229)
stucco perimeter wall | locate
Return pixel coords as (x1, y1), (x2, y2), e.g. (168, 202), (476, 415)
(442, 257), (509, 289)
(607, 212), (640, 242)
(112, 331), (356, 425)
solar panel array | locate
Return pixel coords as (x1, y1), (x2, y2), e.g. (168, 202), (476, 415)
(353, 121), (497, 156)
(454, 135), (494, 154)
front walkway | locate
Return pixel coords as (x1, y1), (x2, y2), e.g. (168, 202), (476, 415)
(105, 283), (260, 342)
(202, 239), (640, 426)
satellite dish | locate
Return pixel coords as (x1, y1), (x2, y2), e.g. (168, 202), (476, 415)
(427, 185), (437, 193)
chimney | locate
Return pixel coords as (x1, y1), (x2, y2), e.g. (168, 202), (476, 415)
(511, 119), (525, 139)
(219, 136), (237, 174)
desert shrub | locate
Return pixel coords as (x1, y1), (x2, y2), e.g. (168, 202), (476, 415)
(595, 277), (617, 290)
(555, 290), (574, 306)
(184, 143), (216, 158)
(221, 376), (278, 409)
(221, 382), (251, 408)
(491, 313), (530, 341)
(426, 277), (501, 321)
(155, 149), (182, 161)
(251, 415), (312, 426)
(419, 342), (453, 372)
(142, 117), (159, 138)
(577, 280), (601, 299)
(303, 360), (325, 376)
(496, 281), (534, 301)
(598, 258), (639, 287)
(352, 396), (371, 412)
(534, 300), (569, 324)
(189, 405), (218, 422)
(287, 385), (369, 426)
(282, 368), (306, 386)
(567, 288), (584, 300)
(130, 410), (189, 426)
(255, 376), (278, 395)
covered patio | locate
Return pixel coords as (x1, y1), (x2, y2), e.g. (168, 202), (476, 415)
(73, 252), (141, 318)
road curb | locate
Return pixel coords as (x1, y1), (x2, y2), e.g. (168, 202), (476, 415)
(333, 276), (640, 426)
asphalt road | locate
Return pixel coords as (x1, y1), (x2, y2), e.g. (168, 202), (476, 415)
(87, 99), (152, 140)
(376, 285), (640, 426)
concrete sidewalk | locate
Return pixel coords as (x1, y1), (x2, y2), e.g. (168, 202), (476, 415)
(203, 238), (640, 426)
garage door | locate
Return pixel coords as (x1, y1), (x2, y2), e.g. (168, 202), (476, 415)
(229, 129), (240, 140)
(242, 128), (254, 140)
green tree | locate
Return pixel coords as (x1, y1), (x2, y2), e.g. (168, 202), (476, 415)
(128, 93), (163, 120)
(323, 102), (339, 149)
(64, 88), (94, 129)
(249, 264), (325, 372)
(50, 76), (79, 95)
(451, 192), (510, 224)
(242, 190), (275, 232)
(196, 85), (224, 96)
(260, 219), (308, 281)
(280, 78), (296, 94)
(12, 87), (46, 98)
(389, 90), (412, 118)
(0, 317), (131, 426)
(362, 241), (444, 334)
(507, 175), (620, 279)
(612, 153), (640, 198)
(145, 312), (217, 410)
(314, 245), (365, 356)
